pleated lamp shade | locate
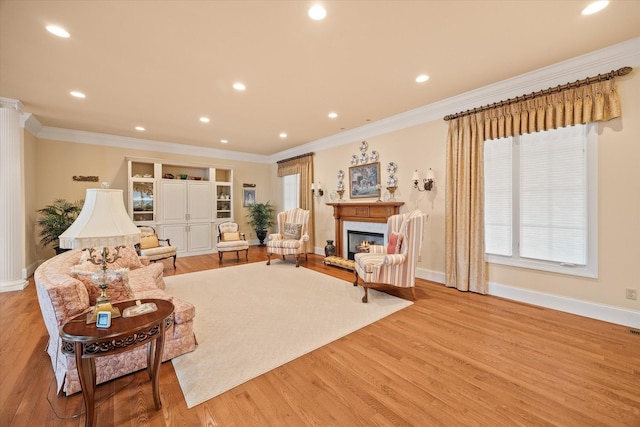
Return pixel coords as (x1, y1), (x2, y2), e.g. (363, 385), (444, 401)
(59, 189), (140, 249)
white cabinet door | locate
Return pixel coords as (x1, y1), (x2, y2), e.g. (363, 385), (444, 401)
(160, 181), (187, 222)
(159, 224), (188, 253)
(188, 222), (212, 252)
(188, 181), (212, 222)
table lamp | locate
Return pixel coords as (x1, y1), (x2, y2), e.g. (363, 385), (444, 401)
(59, 188), (140, 320)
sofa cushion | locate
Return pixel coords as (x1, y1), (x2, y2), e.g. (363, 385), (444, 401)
(72, 268), (135, 305)
(48, 278), (90, 323)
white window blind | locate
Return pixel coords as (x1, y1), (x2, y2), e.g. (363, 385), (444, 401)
(283, 173), (300, 211)
(484, 123), (597, 277)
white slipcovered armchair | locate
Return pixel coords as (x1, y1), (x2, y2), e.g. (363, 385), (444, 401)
(266, 208), (310, 267)
(136, 226), (177, 269)
(217, 221), (249, 264)
(353, 210), (426, 303)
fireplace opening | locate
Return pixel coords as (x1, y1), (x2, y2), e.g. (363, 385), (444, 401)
(347, 230), (384, 260)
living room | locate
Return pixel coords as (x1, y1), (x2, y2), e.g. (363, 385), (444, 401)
(1, 1), (639, 425)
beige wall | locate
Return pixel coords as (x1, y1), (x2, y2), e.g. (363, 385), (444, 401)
(312, 72), (640, 312)
(32, 139), (272, 260)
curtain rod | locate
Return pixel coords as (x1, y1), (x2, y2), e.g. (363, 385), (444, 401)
(276, 152), (314, 164)
(443, 66), (632, 121)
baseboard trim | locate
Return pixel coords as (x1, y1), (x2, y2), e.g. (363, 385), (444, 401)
(0, 279), (29, 293)
(488, 281), (640, 329)
(415, 267), (640, 327)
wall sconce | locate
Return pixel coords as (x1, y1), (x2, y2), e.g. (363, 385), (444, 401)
(412, 169), (435, 192)
(311, 182), (324, 197)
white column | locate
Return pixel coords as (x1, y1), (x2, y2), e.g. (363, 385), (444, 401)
(0, 97), (28, 292)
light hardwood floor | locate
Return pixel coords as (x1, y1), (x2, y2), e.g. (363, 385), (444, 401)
(1, 247), (639, 426)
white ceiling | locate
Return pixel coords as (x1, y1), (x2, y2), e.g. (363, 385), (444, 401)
(1, 1), (639, 156)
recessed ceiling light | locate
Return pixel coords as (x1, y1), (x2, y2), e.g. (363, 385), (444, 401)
(416, 74), (429, 83)
(582, 1), (609, 15)
(328, 112), (338, 119)
(70, 91), (86, 98)
(279, 133), (287, 138)
(199, 117), (210, 123)
(220, 139), (228, 144)
(135, 126), (145, 131)
(232, 82), (246, 91)
(46, 25), (70, 38)
(308, 5), (327, 20)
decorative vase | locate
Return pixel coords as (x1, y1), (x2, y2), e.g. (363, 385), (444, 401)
(324, 240), (336, 257)
(256, 229), (268, 246)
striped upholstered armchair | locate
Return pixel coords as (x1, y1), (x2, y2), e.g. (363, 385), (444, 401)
(353, 210), (426, 303)
(266, 208), (310, 267)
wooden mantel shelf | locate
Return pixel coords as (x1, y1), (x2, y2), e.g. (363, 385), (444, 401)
(326, 201), (404, 258)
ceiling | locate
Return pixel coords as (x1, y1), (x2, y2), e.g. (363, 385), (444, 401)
(1, 1), (639, 156)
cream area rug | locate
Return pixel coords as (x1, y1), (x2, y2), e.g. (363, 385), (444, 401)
(165, 261), (413, 408)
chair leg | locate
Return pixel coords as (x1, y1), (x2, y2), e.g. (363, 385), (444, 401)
(295, 254), (300, 267)
(410, 287), (417, 300)
(236, 250), (240, 260)
(266, 252), (271, 265)
(353, 271), (359, 287)
(218, 251), (223, 264)
(172, 255), (177, 269)
(362, 286), (369, 303)
(244, 248), (249, 261)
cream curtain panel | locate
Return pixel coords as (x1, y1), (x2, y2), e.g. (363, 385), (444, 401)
(277, 154), (315, 252)
(445, 79), (622, 293)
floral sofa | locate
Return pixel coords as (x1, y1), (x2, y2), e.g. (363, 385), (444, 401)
(34, 247), (197, 395)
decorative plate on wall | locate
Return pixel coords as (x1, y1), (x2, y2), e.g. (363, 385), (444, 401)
(359, 152), (369, 164)
(350, 155), (358, 166)
(360, 140), (368, 152)
(387, 162), (398, 174)
(386, 175), (398, 186)
(370, 150), (379, 162)
(337, 170), (344, 180)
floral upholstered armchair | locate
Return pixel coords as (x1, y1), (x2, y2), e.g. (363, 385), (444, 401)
(266, 208), (309, 267)
(353, 210), (426, 303)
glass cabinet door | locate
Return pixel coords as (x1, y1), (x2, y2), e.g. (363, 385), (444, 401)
(132, 181), (155, 222)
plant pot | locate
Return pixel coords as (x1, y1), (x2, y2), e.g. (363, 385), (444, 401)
(54, 247), (71, 255)
(256, 229), (268, 246)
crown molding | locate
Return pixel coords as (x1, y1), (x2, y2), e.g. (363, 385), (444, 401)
(30, 37), (639, 163)
(36, 126), (271, 163)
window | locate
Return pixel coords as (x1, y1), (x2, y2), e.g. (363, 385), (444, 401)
(283, 173), (300, 211)
(484, 123), (597, 277)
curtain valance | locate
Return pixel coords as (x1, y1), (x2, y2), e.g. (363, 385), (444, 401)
(481, 79), (621, 140)
(277, 153), (313, 177)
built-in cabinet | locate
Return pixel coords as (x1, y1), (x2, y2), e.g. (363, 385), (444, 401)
(126, 157), (234, 257)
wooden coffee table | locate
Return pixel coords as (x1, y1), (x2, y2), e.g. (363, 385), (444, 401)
(60, 298), (174, 427)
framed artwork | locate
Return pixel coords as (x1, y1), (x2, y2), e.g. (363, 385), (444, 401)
(243, 188), (256, 207)
(349, 162), (380, 199)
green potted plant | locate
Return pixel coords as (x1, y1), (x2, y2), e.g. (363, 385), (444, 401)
(246, 201), (275, 246)
(36, 198), (84, 255)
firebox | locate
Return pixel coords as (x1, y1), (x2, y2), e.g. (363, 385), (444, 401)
(347, 230), (384, 260)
